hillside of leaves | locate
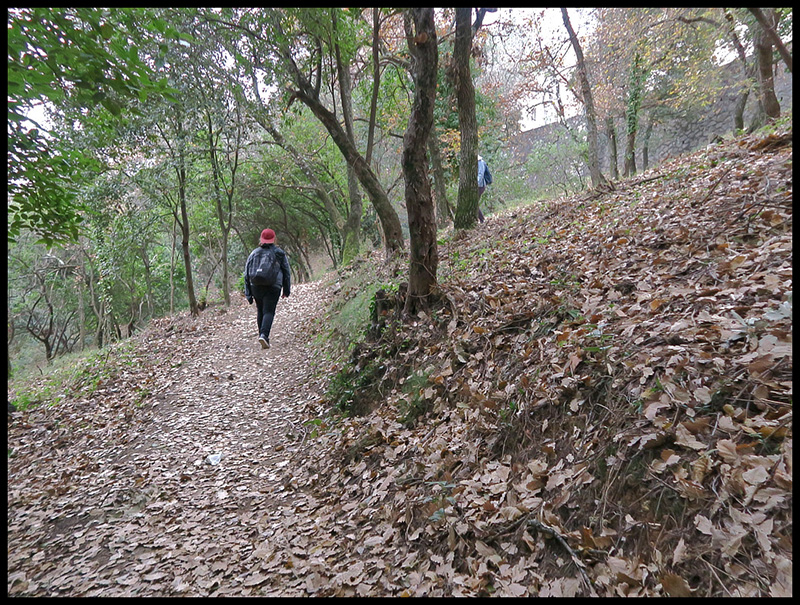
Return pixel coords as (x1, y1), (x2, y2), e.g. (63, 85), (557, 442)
(303, 126), (792, 597)
(7, 126), (791, 598)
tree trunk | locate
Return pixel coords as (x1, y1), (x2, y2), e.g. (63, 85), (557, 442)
(641, 115), (654, 172)
(178, 192), (198, 317)
(428, 124), (452, 227)
(138, 245), (154, 320)
(273, 12), (403, 256)
(747, 8), (792, 73)
(624, 128), (637, 177)
(402, 8), (439, 314)
(293, 88), (404, 256)
(84, 255), (104, 348)
(734, 58), (757, 132)
(218, 125), (239, 309)
(561, 8), (608, 188)
(170, 216), (176, 315)
(733, 89), (750, 132)
(605, 116), (619, 180)
(175, 115), (199, 317)
(342, 164), (363, 266)
(282, 32), (404, 257)
(365, 8), (381, 166)
(249, 61), (349, 263)
(26, 286), (57, 361)
(623, 51), (647, 178)
(334, 23), (364, 265)
(76, 272), (85, 351)
(725, 8), (754, 132)
(453, 7), (480, 230)
(204, 109), (233, 307)
(752, 15), (781, 121)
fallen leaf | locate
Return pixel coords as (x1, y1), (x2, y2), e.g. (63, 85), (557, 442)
(661, 572), (693, 597)
(672, 537), (688, 565)
(675, 424), (706, 451)
(694, 514), (714, 535)
(742, 466), (769, 486)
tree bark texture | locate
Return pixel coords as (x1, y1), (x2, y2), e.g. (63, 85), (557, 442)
(402, 7), (439, 314)
(283, 37), (404, 257)
(605, 116), (619, 180)
(428, 124), (452, 227)
(642, 115), (654, 172)
(334, 19), (364, 265)
(752, 15), (781, 121)
(747, 8), (792, 73)
(174, 112), (199, 317)
(561, 8), (607, 188)
(453, 7), (479, 230)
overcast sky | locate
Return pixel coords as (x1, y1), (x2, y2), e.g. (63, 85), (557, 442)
(21, 8), (597, 135)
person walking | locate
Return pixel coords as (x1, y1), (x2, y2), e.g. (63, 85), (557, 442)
(244, 228), (291, 349)
(477, 155), (492, 223)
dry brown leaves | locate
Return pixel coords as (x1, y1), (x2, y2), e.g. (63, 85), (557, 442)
(285, 128), (791, 596)
(7, 128), (792, 597)
(8, 283), (332, 596)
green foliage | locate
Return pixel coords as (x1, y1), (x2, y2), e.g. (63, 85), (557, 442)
(326, 357), (385, 417)
(625, 51), (648, 136)
(524, 136), (587, 196)
(498, 399), (519, 425)
(7, 8), (178, 246)
(84, 176), (173, 320)
(580, 323), (615, 355)
(8, 340), (139, 410)
(759, 112), (794, 136)
(432, 69), (503, 184)
(332, 288), (376, 351)
(397, 369), (434, 426)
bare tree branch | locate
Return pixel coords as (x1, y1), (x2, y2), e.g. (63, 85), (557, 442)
(747, 8), (792, 73)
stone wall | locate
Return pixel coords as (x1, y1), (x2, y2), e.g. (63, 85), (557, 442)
(507, 60), (792, 188)
(645, 62), (792, 166)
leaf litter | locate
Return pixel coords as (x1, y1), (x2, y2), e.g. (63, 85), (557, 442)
(7, 127), (792, 597)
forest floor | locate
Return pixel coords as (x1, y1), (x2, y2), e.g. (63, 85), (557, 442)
(8, 126), (793, 597)
(8, 284), (338, 596)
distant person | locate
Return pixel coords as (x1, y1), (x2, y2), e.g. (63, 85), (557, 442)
(244, 228), (291, 349)
(477, 155), (492, 223)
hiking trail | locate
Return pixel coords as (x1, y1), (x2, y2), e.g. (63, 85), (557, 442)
(8, 281), (333, 596)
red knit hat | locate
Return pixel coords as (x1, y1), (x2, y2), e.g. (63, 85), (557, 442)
(260, 228), (275, 244)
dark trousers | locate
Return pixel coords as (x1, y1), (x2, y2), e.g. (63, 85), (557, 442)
(477, 186), (486, 223)
(251, 284), (282, 340)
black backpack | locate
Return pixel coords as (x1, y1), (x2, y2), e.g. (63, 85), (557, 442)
(250, 246), (280, 286)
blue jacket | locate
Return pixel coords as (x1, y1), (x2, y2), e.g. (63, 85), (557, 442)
(478, 158), (492, 187)
(244, 244), (291, 298)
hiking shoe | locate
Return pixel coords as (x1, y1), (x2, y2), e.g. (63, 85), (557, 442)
(259, 335), (269, 350)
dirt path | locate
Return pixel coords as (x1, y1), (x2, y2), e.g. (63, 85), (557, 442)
(8, 281), (333, 596)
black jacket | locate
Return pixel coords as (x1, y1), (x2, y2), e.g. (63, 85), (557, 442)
(244, 244), (291, 298)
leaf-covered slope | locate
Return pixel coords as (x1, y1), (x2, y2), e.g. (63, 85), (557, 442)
(300, 128), (792, 597)
(6, 128), (791, 598)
